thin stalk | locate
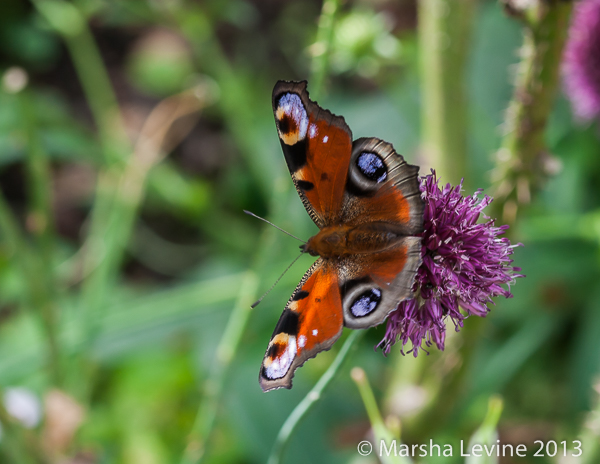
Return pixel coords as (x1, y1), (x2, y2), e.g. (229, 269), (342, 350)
(32, 0), (131, 395)
(0, 191), (62, 386)
(75, 88), (211, 400)
(19, 89), (63, 386)
(390, 0), (476, 441)
(33, 0), (128, 164)
(267, 331), (364, 464)
(310, 0), (341, 99)
(418, 0), (476, 186)
(351, 367), (410, 464)
(180, 272), (259, 464)
(492, 0), (573, 224)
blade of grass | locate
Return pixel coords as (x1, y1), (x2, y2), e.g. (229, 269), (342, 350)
(465, 396), (504, 464)
(309, 0), (341, 99)
(180, 271), (259, 464)
(267, 331), (364, 464)
(0, 273), (246, 382)
(351, 366), (411, 464)
(18, 87), (63, 387)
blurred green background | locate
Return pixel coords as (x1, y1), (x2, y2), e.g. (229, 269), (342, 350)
(0, 0), (598, 463)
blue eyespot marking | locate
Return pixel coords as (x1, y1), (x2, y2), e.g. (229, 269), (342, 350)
(350, 288), (382, 317)
(277, 93), (308, 142)
(357, 152), (387, 183)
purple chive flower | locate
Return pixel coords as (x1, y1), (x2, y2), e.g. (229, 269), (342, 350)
(562, 0), (600, 121)
(378, 172), (524, 357)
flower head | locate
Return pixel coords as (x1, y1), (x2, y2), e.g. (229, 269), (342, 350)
(562, 0), (600, 121)
(378, 172), (524, 357)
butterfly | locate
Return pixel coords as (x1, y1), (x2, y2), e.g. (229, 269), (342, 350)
(260, 80), (424, 392)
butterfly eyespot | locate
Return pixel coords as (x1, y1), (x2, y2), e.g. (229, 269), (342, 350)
(275, 93), (308, 145)
(263, 334), (297, 380)
(350, 288), (382, 317)
(357, 152), (387, 183)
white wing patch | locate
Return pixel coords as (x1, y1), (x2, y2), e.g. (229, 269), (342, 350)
(263, 334), (297, 380)
(298, 335), (307, 348)
(275, 93), (309, 146)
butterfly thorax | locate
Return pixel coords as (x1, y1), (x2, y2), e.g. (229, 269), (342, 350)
(303, 222), (404, 259)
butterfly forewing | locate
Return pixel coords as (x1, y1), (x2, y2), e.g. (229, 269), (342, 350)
(272, 81), (353, 227)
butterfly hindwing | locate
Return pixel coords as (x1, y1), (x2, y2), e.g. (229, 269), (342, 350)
(339, 236), (422, 329)
(342, 137), (424, 235)
(272, 81), (353, 228)
(259, 259), (344, 392)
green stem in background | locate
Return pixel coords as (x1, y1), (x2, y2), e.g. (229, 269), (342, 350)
(351, 366), (411, 464)
(18, 88), (63, 387)
(33, 0), (128, 165)
(267, 331), (364, 464)
(0, 189), (62, 387)
(32, 0), (131, 391)
(35, 0), (213, 402)
(492, 0), (573, 224)
(418, 0), (476, 187)
(465, 395), (504, 462)
(310, 0), (341, 100)
(180, 272), (258, 464)
(42, 1), (130, 347)
(387, 0), (475, 442)
(580, 383), (600, 464)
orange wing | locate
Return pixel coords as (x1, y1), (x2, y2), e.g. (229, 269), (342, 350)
(337, 236), (422, 329)
(259, 259), (343, 392)
(272, 81), (353, 228)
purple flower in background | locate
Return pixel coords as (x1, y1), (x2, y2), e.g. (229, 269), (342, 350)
(378, 172), (524, 357)
(563, 0), (600, 121)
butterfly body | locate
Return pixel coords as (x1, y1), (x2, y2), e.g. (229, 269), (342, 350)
(303, 222), (411, 258)
(260, 80), (424, 392)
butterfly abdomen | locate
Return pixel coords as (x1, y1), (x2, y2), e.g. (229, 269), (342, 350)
(304, 223), (407, 259)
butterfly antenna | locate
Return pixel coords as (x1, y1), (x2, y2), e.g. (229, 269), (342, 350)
(244, 210), (306, 244)
(251, 252), (304, 308)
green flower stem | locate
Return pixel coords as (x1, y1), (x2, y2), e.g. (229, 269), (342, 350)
(33, 0), (128, 165)
(351, 367), (411, 464)
(75, 89), (210, 401)
(419, 0), (476, 186)
(466, 395), (504, 459)
(492, 0), (573, 224)
(180, 271), (259, 464)
(32, 0), (131, 395)
(384, 0), (476, 440)
(18, 89), (63, 387)
(310, 0), (341, 99)
(267, 331), (364, 464)
(0, 191), (62, 387)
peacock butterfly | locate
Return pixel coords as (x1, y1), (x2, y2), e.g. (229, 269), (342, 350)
(260, 80), (424, 392)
